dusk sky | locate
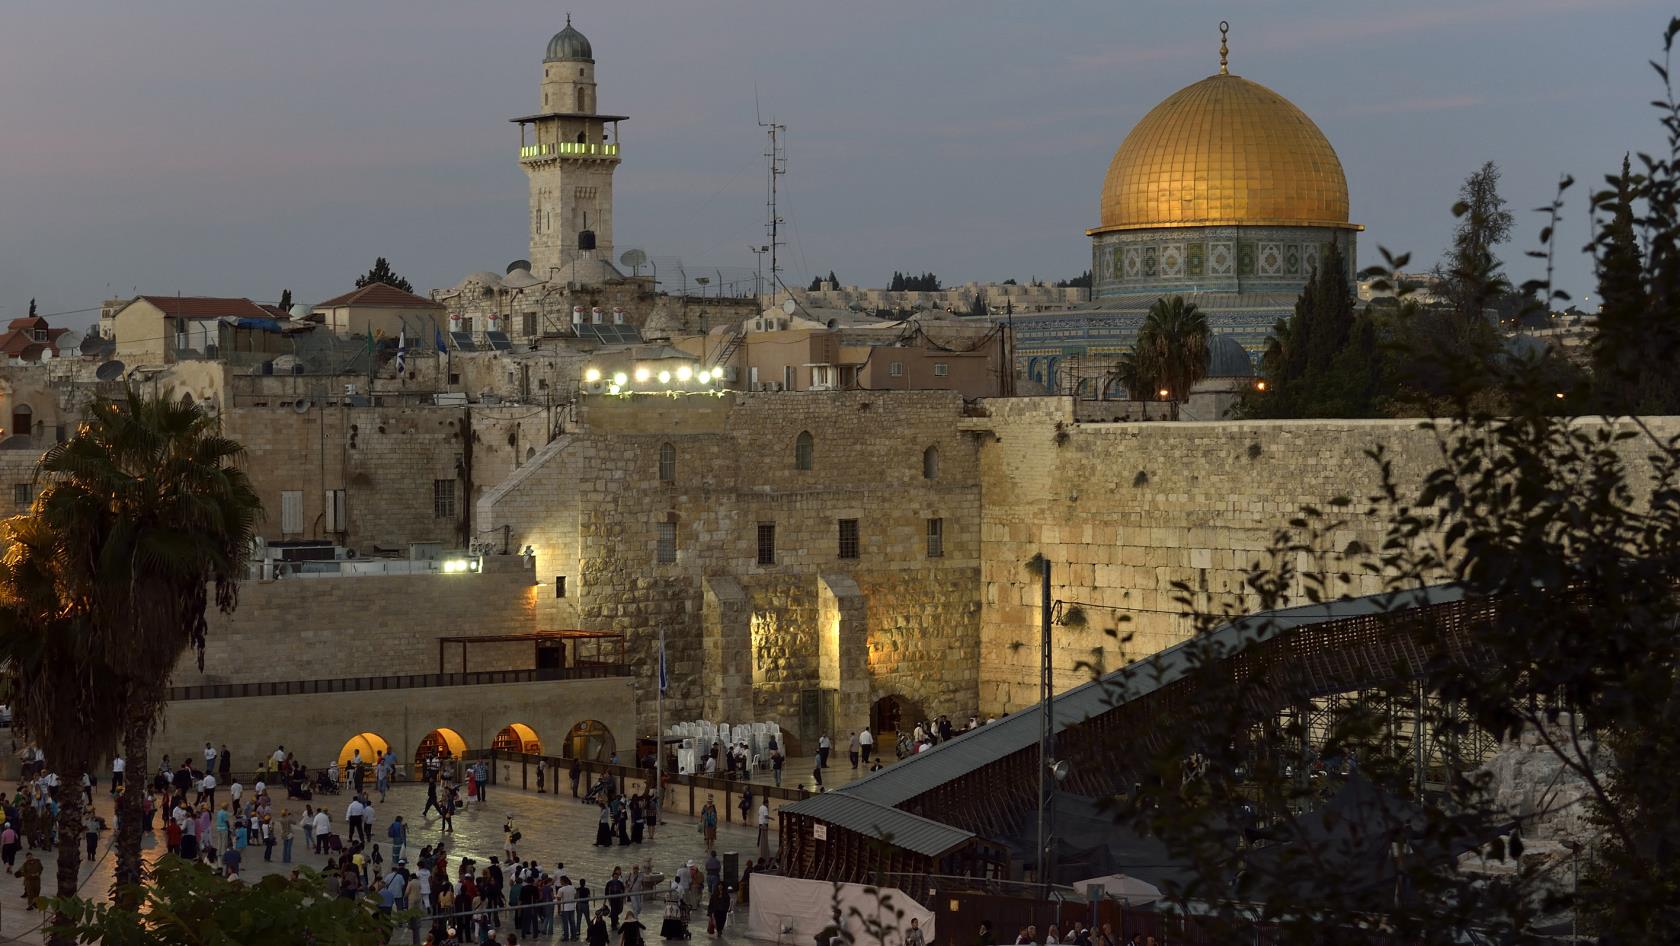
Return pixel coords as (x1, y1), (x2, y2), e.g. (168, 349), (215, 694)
(0, 0), (1668, 328)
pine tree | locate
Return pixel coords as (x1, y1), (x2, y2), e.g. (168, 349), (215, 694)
(277, 289), (293, 311)
(28, 298), (37, 318)
(355, 257), (413, 293)
(1593, 153), (1646, 410)
(808, 276), (822, 292)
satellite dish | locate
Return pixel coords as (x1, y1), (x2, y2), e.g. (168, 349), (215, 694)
(506, 259), (533, 275)
(56, 331), (83, 353)
(781, 299), (797, 315)
(95, 360), (126, 382)
(619, 248), (648, 270)
(79, 334), (104, 356)
(289, 304), (312, 320)
(293, 399), (313, 413)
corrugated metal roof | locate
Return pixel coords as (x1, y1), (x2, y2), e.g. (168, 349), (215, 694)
(781, 793), (975, 857)
(831, 585), (1469, 811)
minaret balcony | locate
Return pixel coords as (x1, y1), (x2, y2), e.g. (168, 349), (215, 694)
(520, 142), (619, 161)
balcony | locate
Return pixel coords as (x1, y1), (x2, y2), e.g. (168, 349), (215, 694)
(520, 142), (619, 161)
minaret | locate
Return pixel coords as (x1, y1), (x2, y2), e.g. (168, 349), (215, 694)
(512, 17), (627, 282)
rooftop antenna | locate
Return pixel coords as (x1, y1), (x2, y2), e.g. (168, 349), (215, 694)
(756, 86), (786, 303)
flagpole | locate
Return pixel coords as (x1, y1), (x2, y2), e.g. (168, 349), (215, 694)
(656, 625), (665, 810)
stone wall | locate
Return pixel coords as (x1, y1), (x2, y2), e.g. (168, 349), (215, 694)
(175, 555), (539, 685)
(968, 398), (1680, 714)
(481, 390), (983, 742)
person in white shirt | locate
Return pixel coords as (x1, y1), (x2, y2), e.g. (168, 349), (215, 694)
(346, 797), (365, 845)
(230, 781), (243, 805)
(272, 746), (286, 767)
(110, 755), (126, 793)
(199, 773), (217, 806)
(858, 728), (874, 764)
(312, 808), (331, 854)
(756, 802), (771, 859)
(361, 801), (375, 844)
(254, 779), (266, 797)
(204, 743), (217, 768)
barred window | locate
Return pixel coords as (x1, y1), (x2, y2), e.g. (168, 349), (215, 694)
(757, 523), (776, 566)
(926, 517), (944, 558)
(12, 483), (33, 508)
(658, 442), (676, 482)
(433, 479), (456, 519)
(838, 518), (860, 560)
(657, 516), (678, 564)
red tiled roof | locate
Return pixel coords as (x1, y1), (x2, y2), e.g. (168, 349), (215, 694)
(316, 283), (443, 309)
(134, 295), (271, 319)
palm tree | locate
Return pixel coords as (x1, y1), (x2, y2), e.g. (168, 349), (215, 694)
(30, 389), (260, 901)
(0, 515), (124, 923)
(1137, 296), (1212, 404)
(1108, 347), (1154, 401)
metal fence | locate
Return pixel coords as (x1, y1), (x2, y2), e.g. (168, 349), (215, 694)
(167, 666), (626, 702)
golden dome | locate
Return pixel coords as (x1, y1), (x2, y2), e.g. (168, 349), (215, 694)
(1092, 73), (1353, 234)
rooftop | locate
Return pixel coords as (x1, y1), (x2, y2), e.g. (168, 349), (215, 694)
(316, 283), (446, 310)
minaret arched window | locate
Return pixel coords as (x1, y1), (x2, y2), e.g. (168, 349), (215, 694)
(794, 431), (814, 471)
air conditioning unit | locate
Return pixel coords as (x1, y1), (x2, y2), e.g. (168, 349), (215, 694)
(750, 382), (763, 392)
(721, 366), (739, 383)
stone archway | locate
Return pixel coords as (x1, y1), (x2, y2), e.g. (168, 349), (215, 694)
(415, 727), (467, 766)
(338, 732), (389, 769)
(493, 723), (542, 754)
(870, 694), (927, 743)
(561, 719), (615, 762)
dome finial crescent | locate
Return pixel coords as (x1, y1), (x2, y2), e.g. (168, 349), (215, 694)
(1219, 21), (1230, 75)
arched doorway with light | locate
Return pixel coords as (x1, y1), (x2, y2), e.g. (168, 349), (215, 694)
(338, 732), (390, 770)
(561, 720), (615, 761)
(492, 723), (542, 754)
(414, 727), (467, 766)
(870, 694), (927, 756)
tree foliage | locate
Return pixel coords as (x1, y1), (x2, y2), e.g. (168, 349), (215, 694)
(1129, 295), (1210, 402)
(1245, 244), (1387, 418)
(354, 257), (412, 294)
(888, 271), (941, 292)
(46, 857), (394, 946)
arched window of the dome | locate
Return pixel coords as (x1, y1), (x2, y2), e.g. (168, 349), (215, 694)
(1026, 357), (1043, 384)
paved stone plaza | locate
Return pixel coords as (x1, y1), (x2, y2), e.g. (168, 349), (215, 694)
(0, 780), (779, 944)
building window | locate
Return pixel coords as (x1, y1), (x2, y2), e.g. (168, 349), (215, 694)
(12, 483), (33, 508)
(927, 517), (944, 558)
(657, 516), (678, 564)
(555, 576), (567, 598)
(280, 490), (303, 534)
(933, 362), (950, 377)
(923, 445), (939, 479)
(837, 518), (860, 560)
(749, 366), (760, 386)
(757, 523), (776, 566)
(784, 365), (795, 390)
(433, 479), (456, 519)
(794, 431), (814, 471)
(324, 489), (347, 533)
(889, 361), (903, 377)
(522, 312), (539, 337)
(658, 442), (676, 482)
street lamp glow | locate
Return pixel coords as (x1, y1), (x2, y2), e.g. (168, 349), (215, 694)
(634, 367), (651, 384)
(676, 365), (693, 382)
(697, 369), (712, 383)
(612, 372), (628, 386)
(657, 370), (672, 384)
(1158, 388), (1170, 399)
(584, 367), (601, 383)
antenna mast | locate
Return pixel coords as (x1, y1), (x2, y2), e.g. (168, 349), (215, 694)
(759, 114), (787, 301)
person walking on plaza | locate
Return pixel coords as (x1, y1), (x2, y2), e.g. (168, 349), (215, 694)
(606, 866), (626, 929)
(738, 784), (754, 828)
(859, 727), (874, 764)
(570, 759), (582, 798)
(19, 851), (43, 909)
(476, 760), (490, 804)
(757, 802), (770, 861)
(847, 732), (859, 769)
(218, 744), (232, 784)
(704, 850), (721, 897)
(816, 733), (831, 769)
(388, 814), (408, 864)
(770, 750), (783, 787)
(280, 809), (294, 863)
(536, 759), (547, 794)
(347, 795), (365, 845)
(699, 796), (718, 849)
(312, 807), (331, 855)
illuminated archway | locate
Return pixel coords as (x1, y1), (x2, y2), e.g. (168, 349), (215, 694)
(561, 720), (615, 761)
(870, 694), (927, 738)
(338, 732), (390, 769)
(414, 727), (467, 766)
(492, 723), (542, 754)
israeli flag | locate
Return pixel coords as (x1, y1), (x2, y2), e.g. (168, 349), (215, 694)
(658, 639), (668, 694)
(393, 328), (408, 374)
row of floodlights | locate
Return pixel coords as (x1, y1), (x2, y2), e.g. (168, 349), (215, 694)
(583, 365), (721, 394)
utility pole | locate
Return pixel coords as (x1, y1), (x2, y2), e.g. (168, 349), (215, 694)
(1038, 559), (1055, 892)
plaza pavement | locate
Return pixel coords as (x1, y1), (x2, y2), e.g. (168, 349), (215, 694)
(0, 778), (786, 944)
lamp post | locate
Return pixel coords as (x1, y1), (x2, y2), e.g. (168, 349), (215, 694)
(750, 246), (769, 302)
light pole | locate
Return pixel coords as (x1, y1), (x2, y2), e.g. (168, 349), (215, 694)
(750, 246), (769, 302)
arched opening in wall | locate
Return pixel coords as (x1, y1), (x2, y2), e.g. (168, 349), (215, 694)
(870, 695), (927, 746)
(794, 430), (814, 471)
(576, 88), (587, 112)
(1046, 357), (1060, 392)
(10, 404), (31, 438)
(492, 723), (542, 754)
(1074, 378), (1091, 399)
(338, 732), (390, 769)
(561, 719), (616, 761)
(1026, 358), (1043, 385)
(922, 445), (939, 479)
(414, 727), (467, 766)
(526, 447), (536, 461)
